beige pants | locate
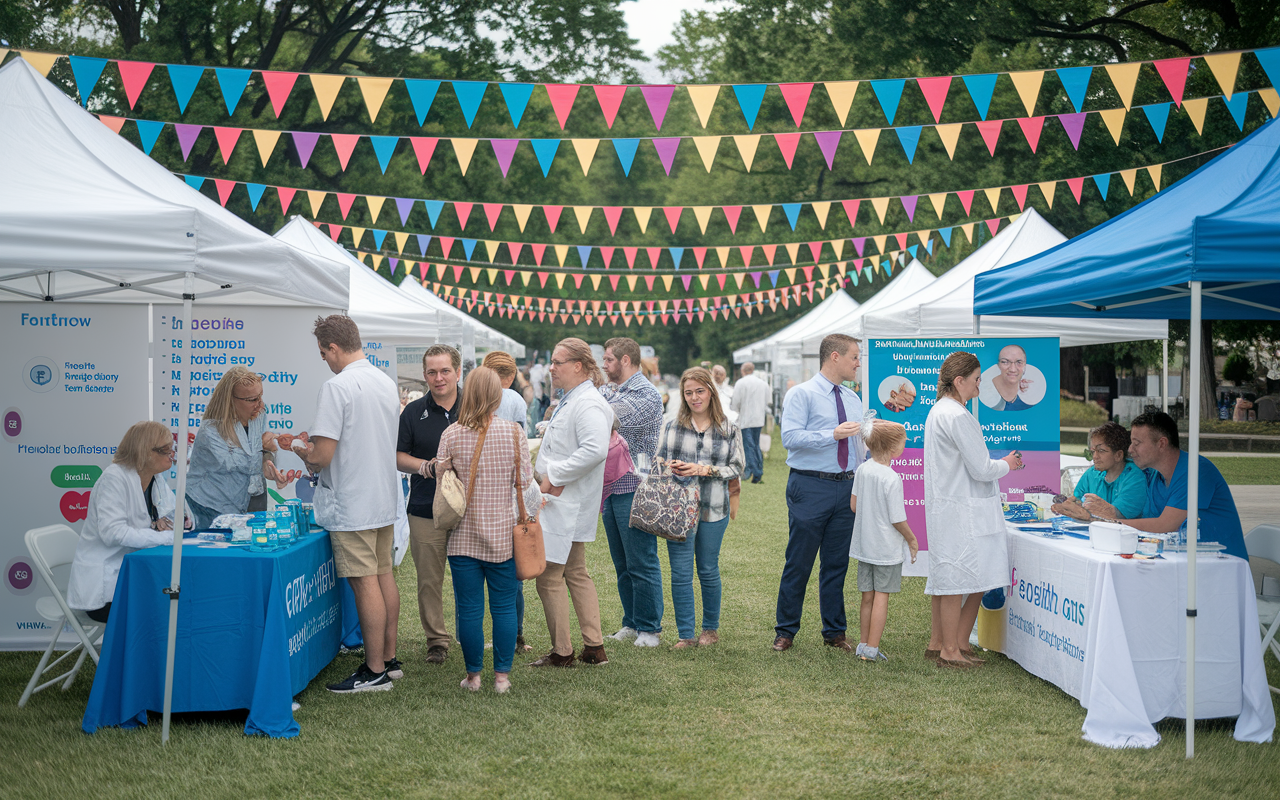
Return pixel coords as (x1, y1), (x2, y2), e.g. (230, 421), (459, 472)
(408, 514), (451, 649)
(535, 541), (603, 655)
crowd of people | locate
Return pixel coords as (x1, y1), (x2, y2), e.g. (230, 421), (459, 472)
(65, 320), (1247, 693)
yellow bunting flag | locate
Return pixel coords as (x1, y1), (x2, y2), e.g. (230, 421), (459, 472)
(686, 85), (720, 127)
(634, 207), (653, 234)
(934, 123), (961, 159)
(984, 187), (1001, 215)
(693, 206), (714, 234)
(1099, 108), (1126, 145)
(1183, 97), (1208, 134)
(716, 246), (730, 267)
(366, 195), (386, 223)
(1037, 181), (1056, 209)
(733, 134), (761, 171)
(356, 77), (394, 122)
(484, 240), (501, 261)
(1202, 52), (1240, 100)
(871, 234), (887, 254)
(450, 138), (481, 175)
(590, 275), (603, 290)
(1120, 169), (1137, 196)
(1104, 62), (1141, 110)
(733, 272), (747, 288)
(485, 268), (499, 284)
(17, 51), (60, 77)
(512, 204), (533, 232)
(370, 254), (384, 269)
(1260, 88), (1280, 118)
(573, 206), (593, 234)
(309, 74), (346, 121)
(870, 197), (890, 224)
(928, 193), (948, 218)
(784, 267), (797, 284)
(554, 273), (567, 289)
(661, 275), (674, 291)
(818, 263), (830, 279)
(252, 129), (281, 167)
(692, 136), (721, 171)
(698, 274), (711, 290)
(1009, 70), (1044, 116)
(571, 139), (599, 175)
(784, 243), (800, 264)
(751, 204), (771, 232)
(836, 262), (847, 277)
(832, 239), (846, 260)
(811, 201), (831, 229)
(824, 81), (859, 126)
(468, 267), (482, 282)
(1146, 164), (1162, 191)
(521, 271), (534, 286)
(349, 227), (365, 247)
(626, 274), (639, 291)
(853, 128), (880, 165)
(553, 245), (568, 266)
(307, 190), (327, 216)
(959, 223), (974, 243)
(394, 232), (409, 253)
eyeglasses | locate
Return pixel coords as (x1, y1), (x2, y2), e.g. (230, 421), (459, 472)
(152, 445), (176, 455)
(550, 359), (571, 367)
(1085, 446), (1114, 456)
(233, 393), (262, 403)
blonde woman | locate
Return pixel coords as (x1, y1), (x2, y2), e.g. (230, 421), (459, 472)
(436, 367), (534, 693)
(186, 366), (291, 530)
(68, 422), (191, 622)
(656, 367), (745, 648)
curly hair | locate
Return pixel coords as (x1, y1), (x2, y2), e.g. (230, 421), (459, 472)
(1089, 421), (1131, 458)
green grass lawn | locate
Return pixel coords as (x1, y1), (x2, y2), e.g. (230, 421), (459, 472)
(1, 445), (1277, 798)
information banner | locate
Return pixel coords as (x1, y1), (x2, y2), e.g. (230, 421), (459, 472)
(152, 305), (340, 499)
(1, 304), (148, 648)
(1003, 533), (1094, 698)
(867, 337), (1060, 576)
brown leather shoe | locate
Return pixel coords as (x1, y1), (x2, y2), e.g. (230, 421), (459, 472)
(579, 644), (609, 665)
(823, 634), (854, 652)
(772, 635), (793, 651)
(515, 634), (533, 654)
(936, 657), (974, 670)
(924, 649), (941, 662)
(697, 630), (719, 647)
(672, 638), (698, 649)
(529, 650), (575, 667)
(425, 645), (448, 664)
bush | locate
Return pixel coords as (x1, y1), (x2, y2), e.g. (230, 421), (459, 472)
(1060, 398), (1108, 427)
(1222, 352), (1253, 384)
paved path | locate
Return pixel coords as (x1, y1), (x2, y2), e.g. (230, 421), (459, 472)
(1233, 485), (1280, 588)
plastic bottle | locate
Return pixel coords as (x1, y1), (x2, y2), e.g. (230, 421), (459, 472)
(249, 517), (269, 552)
(274, 506), (294, 545)
(265, 517), (279, 550)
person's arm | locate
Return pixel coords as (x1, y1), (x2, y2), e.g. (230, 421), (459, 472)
(780, 387), (843, 451)
(302, 436), (337, 473)
(948, 412), (1011, 483)
(892, 520), (919, 563)
(730, 388), (743, 414)
(95, 472), (177, 549)
(717, 427), (745, 481)
(435, 428), (455, 474)
(544, 404), (610, 487)
(850, 491), (858, 513)
(1118, 505), (1187, 534)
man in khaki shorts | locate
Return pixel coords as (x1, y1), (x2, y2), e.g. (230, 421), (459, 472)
(300, 315), (402, 693)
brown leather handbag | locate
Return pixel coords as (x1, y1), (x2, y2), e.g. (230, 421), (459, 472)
(511, 428), (545, 580)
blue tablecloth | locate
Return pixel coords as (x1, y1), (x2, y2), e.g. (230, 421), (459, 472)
(83, 532), (360, 738)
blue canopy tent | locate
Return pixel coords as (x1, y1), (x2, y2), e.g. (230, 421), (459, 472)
(973, 117), (1280, 757)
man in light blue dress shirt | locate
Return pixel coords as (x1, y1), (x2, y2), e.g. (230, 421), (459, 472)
(773, 334), (865, 652)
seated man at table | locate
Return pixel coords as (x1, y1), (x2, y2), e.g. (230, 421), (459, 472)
(68, 421), (191, 622)
(1082, 411), (1246, 561)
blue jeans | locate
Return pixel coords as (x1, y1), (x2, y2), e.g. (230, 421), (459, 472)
(601, 492), (664, 633)
(448, 555), (518, 674)
(776, 473), (855, 640)
(516, 580), (525, 636)
(666, 516), (729, 640)
(741, 427), (763, 481)
(187, 496), (220, 531)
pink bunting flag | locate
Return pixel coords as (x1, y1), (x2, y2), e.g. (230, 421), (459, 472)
(594, 85), (627, 128)
(531, 243), (546, 265)
(276, 186), (297, 215)
(336, 193), (356, 219)
(328, 224), (343, 242)
(609, 275), (621, 290)
(975, 120), (1002, 155)
(545, 84), (580, 129)
(681, 275), (693, 291)
(262, 71), (299, 118)
(603, 207), (623, 235)
(900, 195), (918, 222)
(813, 131), (842, 170)
(1066, 177), (1085, 204)
(451, 263), (463, 281)
(98, 115), (127, 135)
(778, 83), (814, 127)
(410, 137), (437, 173)
(716, 274), (726, 290)
(762, 244), (777, 265)
(663, 206), (683, 233)
(291, 131), (320, 167)
(1017, 116), (1044, 152)
(483, 203), (503, 230)
(851, 238), (866, 256)
(956, 189), (975, 215)
(213, 179), (235, 206)
(774, 133), (801, 168)
(841, 199), (861, 225)
(807, 242), (823, 263)
(490, 139), (519, 177)
(117, 61), (155, 109)
(894, 233), (908, 250)
(693, 247), (707, 268)
(738, 246), (754, 267)
(916, 76), (951, 123)
(985, 218), (1001, 237)
(640, 85), (676, 129)
(623, 247), (638, 268)
(600, 246), (615, 267)
(1153, 58), (1190, 108)
(1057, 113), (1086, 150)
(1011, 184), (1029, 210)
(213, 126), (242, 164)
(331, 133), (360, 170)
(439, 237), (455, 259)
(543, 205), (563, 233)
(454, 201), (473, 230)
(652, 138), (681, 175)
(722, 206), (742, 234)
(646, 247), (662, 268)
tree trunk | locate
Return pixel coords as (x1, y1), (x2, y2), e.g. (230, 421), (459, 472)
(1060, 346), (1084, 399)
(1200, 319), (1218, 419)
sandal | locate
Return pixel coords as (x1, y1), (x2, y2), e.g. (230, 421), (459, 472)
(936, 657), (974, 670)
(672, 638), (698, 649)
(459, 675), (482, 691)
(697, 630), (719, 647)
(924, 649), (941, 662)
(494, 674), (511, 694)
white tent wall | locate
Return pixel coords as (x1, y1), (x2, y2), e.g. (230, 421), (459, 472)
(733, 290), (860, 365)
(399, 277), (526, 358)
(799, 259), (939, 358)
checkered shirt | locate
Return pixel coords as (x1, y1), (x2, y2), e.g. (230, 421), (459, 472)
(654, 418), (745, 522)
(599, 372), (665, 497)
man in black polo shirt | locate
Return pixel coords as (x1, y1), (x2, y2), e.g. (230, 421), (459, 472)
(396, 345), (460, 664)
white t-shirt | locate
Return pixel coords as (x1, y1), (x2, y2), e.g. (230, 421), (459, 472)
(849, 458), (909, 565)
(310, 358), (401, 532)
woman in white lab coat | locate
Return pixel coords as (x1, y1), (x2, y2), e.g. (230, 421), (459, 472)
(68, 421), (191, 622)
(923, 352), (1023, 670)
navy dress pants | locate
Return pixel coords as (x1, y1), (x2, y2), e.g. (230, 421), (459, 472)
(775, 472), (856, 640)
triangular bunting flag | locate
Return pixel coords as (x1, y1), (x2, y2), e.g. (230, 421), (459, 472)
(652, 137), (681, 175)
(1058, 113), (1087, 149)
(309, 74), (345, 120)
(1037, 181), (1056, 209)
(1066, 177), (1084, 204)
(934, 123), (961, 159)
(1104, 62), (1141, 110)
(774, 132), (801, 168)
(544, 84), (580, 129)
(869, 79), (905, 124)
(870, 197), (890, 224)
(663, 206), (683, 233)
(1099, 107), (1126, 144)
(135, 119), (164, 154)
(916, 76), (951, 123)
(975, 119), (1002, 155)
(1056, 66), (1092, 113)
(512, 204), (533, 232)
(490, 139), (519, 178)
(167, 64), (204, 113)
(1119, 168), (1137, 195)
(1009, 70), (1044, 116)
(814, 131), (841, 169)
(641, 85), (676, 129)
(733, 134), (761, 171)
(356, 77), (394, 122)
(573, 205), (593, 234)
(1152, 58), (1190, 107)
(593, 85), (627, 128)
(1146, 164), (1162, 191)
(213, 126), (242, 164)
(961, 74), (997, 120)
(1141, 103), (1170, 143)
(452, 138), (478, 174)
(213, 67), (252, 115)
(928, 193), (947, 218)
(262, 71), (299, 118)
(409, 137), (437, 173)
(693, 206), (713, 234)
(853, 128), (879, 165)
(404, 79), (440, 125)
(498, 83), (534, 127)
(894, 126), (921, 163)
(686, 84), (720, 127)
(571, 138), (599, 175)
(779, 82), (814, 126)
(751, 205), (771, 232)
(453, 81), (487, 127)
(824, 81), (859, 126)
(956, 189), (974, 215)
(812, 201), (831, 229)
(1017, 116), (1044, 152)
(1203, 52), (1240, 100)
(369, 135), (398, 173)
(1223, 93), (1248, 130)
(1183, 97), (1208, 134)
(331, 133), (359, 170)
(69, 57), (107, 108)
(723, 205), (742, 233)
(252, 129), (281, 167)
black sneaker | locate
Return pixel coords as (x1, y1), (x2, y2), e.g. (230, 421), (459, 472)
(326, 663), (393, 693)
(384, 658), (404, 680)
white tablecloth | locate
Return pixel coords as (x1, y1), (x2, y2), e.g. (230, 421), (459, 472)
(1002, 527), (1275, 748)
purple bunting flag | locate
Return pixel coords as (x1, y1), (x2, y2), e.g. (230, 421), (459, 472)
(174, 123), (202, 161)
(652, 137), (681, 175)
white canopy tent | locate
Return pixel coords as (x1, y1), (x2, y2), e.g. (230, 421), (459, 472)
(398, 276), (526, 358)
(0, 57), (350, 743)
(799, 258), (939, 359)
(733, 289), (860, 364)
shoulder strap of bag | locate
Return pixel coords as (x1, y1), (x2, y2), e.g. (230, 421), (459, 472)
(464, 426), (488, 507)
(512, 427), (530, 522)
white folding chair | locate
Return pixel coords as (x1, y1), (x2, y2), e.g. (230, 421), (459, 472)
(1244, 524), (1280, 696)
(17, 524), (103, 707)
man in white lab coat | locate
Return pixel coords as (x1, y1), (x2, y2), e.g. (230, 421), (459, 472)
(531, 338), (612, 667)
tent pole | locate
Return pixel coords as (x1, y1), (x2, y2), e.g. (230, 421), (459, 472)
(1162, 338), (1169, 413)
(161, 273), (194, 744)
(1185, 281), (1202, 759)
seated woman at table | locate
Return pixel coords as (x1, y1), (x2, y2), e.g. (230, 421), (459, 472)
(186, 366), (293, 530)
(68, 421), (192, 623)
(1051, 422), (1147, 521)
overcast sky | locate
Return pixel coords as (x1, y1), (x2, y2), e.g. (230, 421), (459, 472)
(623, 0), (715, 81)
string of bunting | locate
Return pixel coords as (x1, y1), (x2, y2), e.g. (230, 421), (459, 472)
(96, 87), (1273, 178)
(12, 46), (1274, 131)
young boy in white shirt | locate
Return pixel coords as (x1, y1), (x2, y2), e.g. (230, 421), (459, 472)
(849, 419), (918, 662)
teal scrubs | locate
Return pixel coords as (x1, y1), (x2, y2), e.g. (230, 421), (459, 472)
(1073, 460), (1148, 520)
(1143, 451), (1246, 561)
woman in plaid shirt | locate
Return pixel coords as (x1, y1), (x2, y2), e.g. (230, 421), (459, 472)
(656, 367), (745, 648)
(436, 367), (534, 693)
